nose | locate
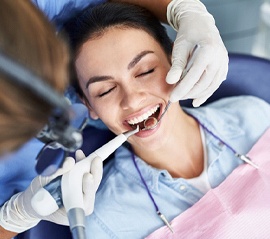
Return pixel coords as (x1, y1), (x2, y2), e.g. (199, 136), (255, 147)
(120, 84), (146, 110)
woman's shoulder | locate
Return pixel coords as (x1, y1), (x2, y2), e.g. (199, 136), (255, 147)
(185, 96), (270, 141)
(206, 96), (270, 124)
(206, 95), (270, 111)
(187, 95), (270, 123)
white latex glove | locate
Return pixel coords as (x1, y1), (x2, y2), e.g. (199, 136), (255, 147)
(166, 0), (229, 107)
(74, 150), (103, 215)
(0, 151), (103, 233)
(0, 157), (75, 233)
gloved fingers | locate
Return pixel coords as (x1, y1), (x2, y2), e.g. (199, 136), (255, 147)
(45, 208), (69, 226)
(166, 64), (184, 85)
(166, 41), (191, 84)
(48, 156), (75, 180)
(170, 45), (225, 102)
(81, 156), (103, 215)
(192, 85), (219, 107)
(82, 173), (94, 195)
(191, 65), (228, 107)
(193, 55), (228, 99)
(82, 173), (96, 215)
(180, 69), (211, 100)
(59, 156), (76, 174)
(34, 156), (75, 189)
(75, 149), (86, 162)
(180, 53), (221, 100)
(27, 156), (76, 208)
(90, 156), (103, 190)
(169, 55), (207, 102)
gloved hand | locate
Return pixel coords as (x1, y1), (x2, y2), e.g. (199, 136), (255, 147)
(0, 151), (103, 233)
(74, 150), (103, 216)
(166, 0), (229, 107)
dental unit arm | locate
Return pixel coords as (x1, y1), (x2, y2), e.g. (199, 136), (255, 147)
(31, 126), (139, 239)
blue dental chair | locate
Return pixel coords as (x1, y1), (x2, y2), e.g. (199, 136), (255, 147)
(17, 53), (270, 239)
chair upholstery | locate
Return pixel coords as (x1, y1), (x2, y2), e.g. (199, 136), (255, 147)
(209, 53), (270, 104)
(16, 53), (270, 239)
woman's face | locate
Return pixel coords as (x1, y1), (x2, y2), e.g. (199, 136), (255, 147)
(76, 27), (176, 149)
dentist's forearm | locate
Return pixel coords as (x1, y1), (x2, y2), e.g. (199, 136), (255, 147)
(0, 226), (17, 239)
(110, 0), (171, 22)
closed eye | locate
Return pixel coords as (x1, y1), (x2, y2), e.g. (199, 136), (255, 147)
(137, 68), (155, 77)
(98, 86), (116, 97)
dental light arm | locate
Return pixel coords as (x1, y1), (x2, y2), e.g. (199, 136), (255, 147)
(31, 126), (139, 239)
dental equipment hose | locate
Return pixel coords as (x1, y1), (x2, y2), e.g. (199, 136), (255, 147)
(68, 208), (86, 239)
(31, 126), (139, 239)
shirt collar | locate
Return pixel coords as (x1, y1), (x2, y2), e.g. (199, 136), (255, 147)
(115, 146), (167, 192)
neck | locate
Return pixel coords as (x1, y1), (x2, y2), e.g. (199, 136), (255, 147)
(132, 107), (204, 178)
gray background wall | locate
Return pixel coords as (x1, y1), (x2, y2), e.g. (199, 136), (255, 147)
(165, 0), (270, 59)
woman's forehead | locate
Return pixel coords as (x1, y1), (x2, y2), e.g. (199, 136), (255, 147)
(76, 27), (162, 69)
(81, 27), (160, 53)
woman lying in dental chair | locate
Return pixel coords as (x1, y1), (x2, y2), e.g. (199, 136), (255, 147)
(64, 2), (270, 238)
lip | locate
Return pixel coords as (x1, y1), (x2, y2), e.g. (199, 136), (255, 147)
(125, 104), (160, 123)
(135, 121), (160, 137)
(123, 102), (166, 133)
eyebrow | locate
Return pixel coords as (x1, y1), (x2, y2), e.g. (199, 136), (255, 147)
(85, 50), (154, 89)
(85, 75), (112, 89)
(127, 50), (154, 70)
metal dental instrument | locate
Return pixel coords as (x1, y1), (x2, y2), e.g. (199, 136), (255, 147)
(142, 100), (172, 131)
(157, 211), (174, 233)
(194, 114), (259, 169)
(236, 153), (259, 169)
(142, 45), (200, 131)
(31, 126), (139, 239)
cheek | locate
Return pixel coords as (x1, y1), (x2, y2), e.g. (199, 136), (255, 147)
(154, 66), (173, 94)
(90, 101), (119, 129)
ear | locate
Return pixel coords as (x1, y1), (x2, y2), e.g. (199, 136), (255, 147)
(81, 97), (99, 120)
(89, 109), (99, 120)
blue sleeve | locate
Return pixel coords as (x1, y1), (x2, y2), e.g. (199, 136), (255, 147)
(0, 138), (42, 205)
(31, 0), (107, 30)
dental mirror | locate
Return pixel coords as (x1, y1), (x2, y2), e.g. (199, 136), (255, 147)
(142, 101), (171, 130)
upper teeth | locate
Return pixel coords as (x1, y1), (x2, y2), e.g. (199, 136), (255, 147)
(127, 105), (159, 125)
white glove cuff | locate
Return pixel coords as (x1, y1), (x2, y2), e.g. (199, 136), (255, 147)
(167, 0), (214, 31)
(0, 193), (40, 233)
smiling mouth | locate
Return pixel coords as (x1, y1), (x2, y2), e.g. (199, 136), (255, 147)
(127, 105), (161, 130)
